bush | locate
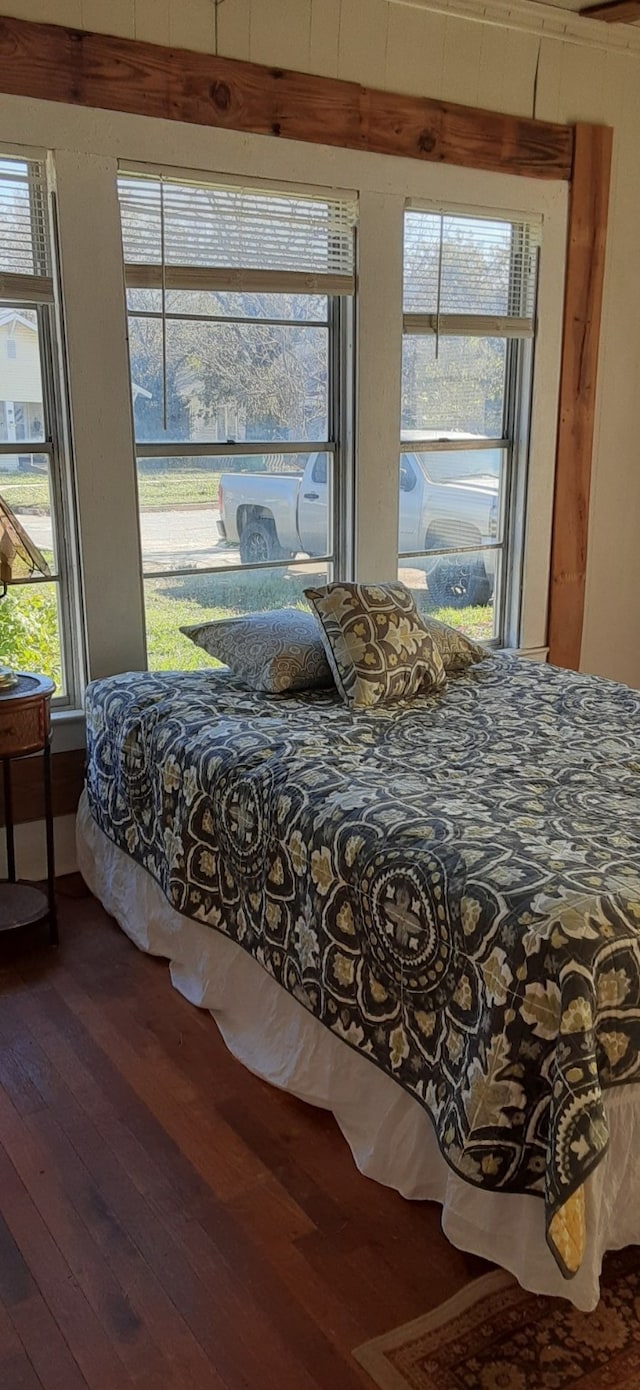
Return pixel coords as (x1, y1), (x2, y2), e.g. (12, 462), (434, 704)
(0, 585), (62, 686)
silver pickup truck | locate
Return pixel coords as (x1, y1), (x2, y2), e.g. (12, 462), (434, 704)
(218, 448), (499, 607)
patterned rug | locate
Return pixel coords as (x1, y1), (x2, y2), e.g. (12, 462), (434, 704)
(353, 1249), (640, 1389)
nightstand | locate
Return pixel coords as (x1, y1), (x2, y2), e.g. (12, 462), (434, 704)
(0, 673), (57, 945)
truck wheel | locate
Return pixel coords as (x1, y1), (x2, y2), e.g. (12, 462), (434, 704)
(428, 555), (492, 609)
(239, 517), (286, 564)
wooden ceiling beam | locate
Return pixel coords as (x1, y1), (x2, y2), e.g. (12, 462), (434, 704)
(579, 0), (640, 21)
(0, 14), (573, 180)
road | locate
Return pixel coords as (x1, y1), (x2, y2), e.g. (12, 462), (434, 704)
(22, 506), (244, 572)
(22, 507), (433, 592)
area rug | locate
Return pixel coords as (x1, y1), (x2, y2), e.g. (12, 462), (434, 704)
(353, 1248), (640, 1389)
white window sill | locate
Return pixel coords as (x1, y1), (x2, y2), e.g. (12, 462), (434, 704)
(501, 646), (549, 662)
(51, 708), (86, 753)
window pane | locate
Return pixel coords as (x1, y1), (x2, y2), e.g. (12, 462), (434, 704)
(398, 448), (503, 555)
(144, 560), (330, 671)
(0, 305), (45, 445)
(401, 336), (507, 438)
(127, 288), (327, 321)
(399, 561), (496, 643)
(139, 451), (332, 574)
(398, 447), (502, 641)
(129, 316), (329, 444)
(0, 453), (56, 571)
(0, 580), (63, 689)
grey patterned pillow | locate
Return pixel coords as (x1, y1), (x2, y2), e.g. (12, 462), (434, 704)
(180, 609), (333, 694)
(304, 581), (446, 709)
(418, 615), (488, 671)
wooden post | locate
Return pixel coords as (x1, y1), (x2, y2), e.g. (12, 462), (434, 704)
(547, 123), (613, 670)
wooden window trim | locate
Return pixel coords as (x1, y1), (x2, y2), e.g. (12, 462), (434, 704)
(0, 15), (613, 672)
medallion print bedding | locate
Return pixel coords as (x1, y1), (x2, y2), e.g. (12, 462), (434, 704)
(84, 656), (640, 1279)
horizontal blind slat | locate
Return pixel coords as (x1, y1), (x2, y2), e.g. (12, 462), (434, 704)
(125, 263), (355, 295)
(403, 209), (539, 322)
(0, 272), (54, 303)
(118, 173), (357, 283)
(402, 312), (535, 339)
(0, 156), (50, 283)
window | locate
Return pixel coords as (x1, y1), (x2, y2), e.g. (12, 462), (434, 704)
(398, 208), (539, 645)
(0, 154), (80, 700)
(118, 169), (356, 671)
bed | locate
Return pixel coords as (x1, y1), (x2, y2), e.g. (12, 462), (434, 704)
(77, 654), (640, 1310)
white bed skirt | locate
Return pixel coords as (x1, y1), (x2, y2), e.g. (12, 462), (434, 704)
(77, 791), (640, 1311)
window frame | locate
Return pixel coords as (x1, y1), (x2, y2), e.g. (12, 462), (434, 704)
(0, 115), (567, 697)
(0, 150), (83, 708)
(398, 203), (541, 649)
(119, 169), (355, 665)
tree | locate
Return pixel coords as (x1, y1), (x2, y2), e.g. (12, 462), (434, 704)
(401, 335), (506, 437)
(127, 290), (327, 449)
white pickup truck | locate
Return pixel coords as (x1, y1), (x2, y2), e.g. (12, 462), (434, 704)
(218, 447), (499, 607)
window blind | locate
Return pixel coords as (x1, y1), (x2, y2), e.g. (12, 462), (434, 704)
(118, 172), (357, 295)
(403, 209), (540, 339)
(0, 155), (53, 303)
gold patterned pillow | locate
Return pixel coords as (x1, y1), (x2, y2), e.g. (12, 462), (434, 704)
(418, 615), (488, 671)
(180, 609), (334, 694)
(304, 581), (446, 708)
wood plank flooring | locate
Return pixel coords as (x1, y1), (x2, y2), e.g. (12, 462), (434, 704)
(0, 877), (488, 1390)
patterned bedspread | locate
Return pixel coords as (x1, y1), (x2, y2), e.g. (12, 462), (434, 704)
(84, 656), (640, 1277)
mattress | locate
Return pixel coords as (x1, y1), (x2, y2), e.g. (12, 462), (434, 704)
(83, 656), (640, 1281)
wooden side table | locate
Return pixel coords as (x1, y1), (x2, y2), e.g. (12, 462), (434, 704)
(0, 672), (57, 945)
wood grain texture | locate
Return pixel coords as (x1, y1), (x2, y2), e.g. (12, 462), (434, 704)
(548, 123), (613, 671)
(0, 13), (574, 180)
(0, 686), (51, 761)
(0, 878), (488, 1390)
(579, 0), (640, 20)
(0, 749), (85, 827)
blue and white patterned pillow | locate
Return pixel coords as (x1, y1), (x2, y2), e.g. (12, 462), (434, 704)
(181, 608), (334, 694)
(304, 581), (446, 708)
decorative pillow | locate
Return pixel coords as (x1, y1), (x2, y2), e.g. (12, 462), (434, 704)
(180, 609), (333, 694)
(418, 615), (487, 671)
(304, 581), (446, 709)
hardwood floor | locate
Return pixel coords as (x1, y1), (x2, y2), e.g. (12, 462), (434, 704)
(0, 877), (487, 1390)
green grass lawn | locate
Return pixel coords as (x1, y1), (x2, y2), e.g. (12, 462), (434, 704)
(0, 463), (496, 657)
(144, 568), (326, 669)
(0, 569), (493, 684)
(0, 514), (494, 683)
(0, 462), (303, 515)
(144, 571), (494, 670)
(144, 584), (227, 671)
(0, 469), (49, 511)
(136, 468), (224, 509)
(0, 464), (225, 513)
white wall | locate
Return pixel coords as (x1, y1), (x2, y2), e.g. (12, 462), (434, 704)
(1, 0), (638, 685)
